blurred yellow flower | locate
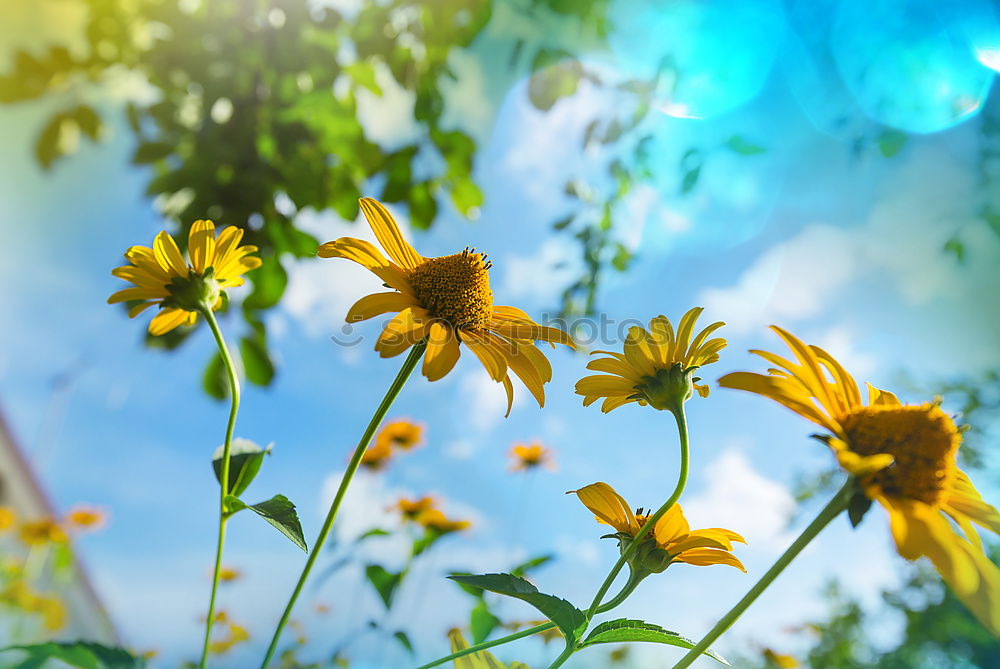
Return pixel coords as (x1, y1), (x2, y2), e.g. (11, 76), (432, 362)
(763, 648), (799, 668)
(377, 418), (424, 451)
(360, 439), (394, 470)
(508, 442), (555, 471)
(0, 506), (16, 532)
(395, 496), (438, 522)
(209, 621), (251, 654)
(66, 505), (107, 532)
(504, 620), (563, 644)
(720, 326), (1000, 634)
(218, 566), (242, 583)
(417, 508), (471, 535)
(108, 220), (261, 335)
(319, 197), (574, 414)
(576, 308), (725, 413)
(18, 518), (67, 546)
(570, 482), (746, 573)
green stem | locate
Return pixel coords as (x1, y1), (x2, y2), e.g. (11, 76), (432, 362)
(198, 308), (241, 669)
(414, 574), (641, 669)
(584, 404), (690, 620)
(260, 341), (427, 669)
(669, 480), (855, 669)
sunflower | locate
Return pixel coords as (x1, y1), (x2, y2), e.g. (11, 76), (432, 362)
(18, 519), (67, 546)
(508, 442), (555, 471)
(318, 198), (574, 415)
(719, 326), (1000, 634)
(108, 220), (261, 335)
(395, 496), (438, 522)
(569, 482), (746, 574)
(376, 419), (424, 451)
(576, 308), (726, 414)
(66, 505), (107, 532)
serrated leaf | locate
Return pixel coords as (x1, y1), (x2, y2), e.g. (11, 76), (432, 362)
(470, 600), (501, 643)
(228, 494), (307, 551)
(724, 135), (766, 155)
(448, 573), (585, 641)
(212, 438), (272, 497)
(510, 554), (554, 578)
(366, 564), (405, 608)
(579, 619), (728, 665)
(0, 642), (147, 669)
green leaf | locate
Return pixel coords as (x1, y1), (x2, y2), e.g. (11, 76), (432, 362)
(35, 114), (67, 170)
(724, 135), (766, 155)
(393, 631), (414, 655)
(132, 141), (175, 164)
(203, 352), (228, 400)
(847, 492), (874, 528)
(551, 214), (574, 231)
(228, 494), (307, 552)
(448, 573), (585, 641)
(528, 49), (583, 111)
(357, 528), (391, 541)
(212, 438), (272, 497)
(611, 243), (632, 271)
(73, 105), (103, 140)
(510, 554), (554, 578)
(0, 642), (147, 669)
(470, 600), (501, 643)
(366, 564), (405, 608)
(681, 166), (701, 194)
(240, 335), (275, 386)
(343, 61), (382, 95)
(877, 129), (908, 157)
(943, 236), (965, 263)
(244, 259), (287, 310)
(579, 619), (728, 665)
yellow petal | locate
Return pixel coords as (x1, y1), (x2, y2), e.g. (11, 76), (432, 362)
(718, 371), (840, 433)
(317, 237), (414, 295)
(153, 231), (187, 276)
(375, 307), (428, 358)
(359, 197), (423, 270)
(946, 470), (1000, 536)
(569, 482), (636, 535)
(148, 308), (193, 336)
(622, 326), (657, 376)
(188, 219), (216, 274)
(461, 330), (508, 382)
(600, 395), (633, 413)
(653, 504), (690, 545)
(422, 321), (461, 382)
(107, 286), (169, 304)
(675, 548), (747, 572)
(346, 292), (414, 323)
(575, 375), (638, 398)
(672, 307), (704, 362)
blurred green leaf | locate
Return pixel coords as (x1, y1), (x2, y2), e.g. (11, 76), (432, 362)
(203, 351), (228, 400)
(877, 130), (908, 157)
(0, 642), (146, 669)
(366, 564), (405, 608)
(470, 600), (501, 643)
(240, 335), (275, 386)
(724, 135), (766, 155)
(393, 631), (414, 655)
(528, 49), (583, 111)
(510, 554), (554, 578)
(132, 141), (174, 165)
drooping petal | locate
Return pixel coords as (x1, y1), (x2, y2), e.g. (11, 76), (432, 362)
(653, 505), (690, 545)
(675, 548), (747, 572)
(346, 292), (415, 323)
(423, 321), (461, 382)
(461, 330), (508, 382)
(148, 308), (193, 336)
(359, 197), (423, 270)
(946, 470), (1000, 536)
(317, 237), (414, 295)
(375, 307), (429, 358)
(569, 482), (637, 535)
(718, 371), (840, 433)
(107, 286), (170, 304)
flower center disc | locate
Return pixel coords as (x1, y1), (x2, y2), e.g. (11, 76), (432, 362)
(842, 404), (959, 506)
(409, 251), (494, 329)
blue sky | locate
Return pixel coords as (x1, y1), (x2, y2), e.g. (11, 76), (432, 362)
(2, 1), (1000, 668)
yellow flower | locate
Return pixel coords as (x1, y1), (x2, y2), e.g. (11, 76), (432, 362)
(576, 308), (726, 413)
(762, 649), (799, 668)
(508, 442), (555, 471)
(377, 419), (424, 451)
(570, 482), (746, 573)
(66, 505), (107, 532)
(360, 439), (394, 470)
(209, 620), (251, 654)
(218, 566), (242, 583)
(417, 508), (471, 535)
(0, 506), (16, 532)
(719, 326), (1000, 635)
(319, 197), (574, 415)
(18, 518), (67, 546)
(395, 496), (438, 522)
(108, 220), (261, 335)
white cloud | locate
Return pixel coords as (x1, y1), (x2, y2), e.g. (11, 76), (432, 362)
(699, 223), (856, 334)
(502, 237), (583, 306)
(354, 62), (421, 149)
(439, 49), (495, 140)
(683, 448), (796, 550)
(459, 370), (521, 432)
